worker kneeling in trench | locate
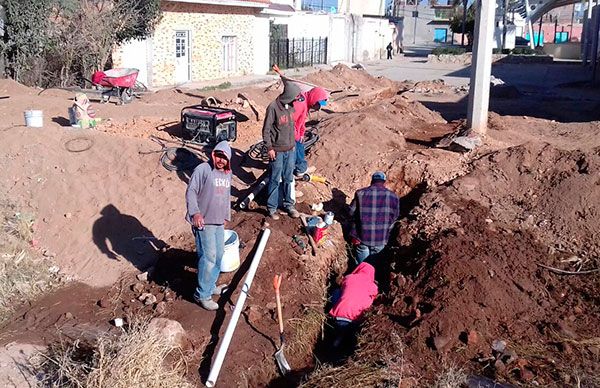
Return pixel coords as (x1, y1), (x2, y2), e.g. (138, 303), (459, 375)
(328, 261), (379, 352)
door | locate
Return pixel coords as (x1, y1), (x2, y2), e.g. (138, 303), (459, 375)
(222, 36), (237, 73)
(554, 31), (568, 43)
(175, 31), (190, 84)
(526, 32), (544, 46)
(434, 28), (447, 43)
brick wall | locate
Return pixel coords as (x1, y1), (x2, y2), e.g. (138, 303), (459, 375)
(148, 3), (261, 86)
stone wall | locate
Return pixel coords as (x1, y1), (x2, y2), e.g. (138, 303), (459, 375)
(119, 3), (262, 87)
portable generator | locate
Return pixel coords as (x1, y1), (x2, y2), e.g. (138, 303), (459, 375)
(180, 105), (237, 145)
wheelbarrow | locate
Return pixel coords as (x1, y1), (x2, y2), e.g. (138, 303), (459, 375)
(91, 68), (143, 104)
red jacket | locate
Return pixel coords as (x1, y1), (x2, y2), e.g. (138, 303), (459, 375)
(329, 262), (378, 322)
(292, 87), (329, 141)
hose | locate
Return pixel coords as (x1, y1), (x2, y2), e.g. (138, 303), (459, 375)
(246, 127), (320, 162)
(159, 147), (202, 171)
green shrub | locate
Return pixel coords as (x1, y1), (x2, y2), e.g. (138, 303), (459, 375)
(511, 47), (536, 55)
(199, 82), (232, 91)
(431, 47), (467, 56)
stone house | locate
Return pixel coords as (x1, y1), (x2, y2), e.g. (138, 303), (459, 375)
(113, 0), (271, 88)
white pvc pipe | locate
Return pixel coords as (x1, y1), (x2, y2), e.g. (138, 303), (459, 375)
(205, 228), (271, 388)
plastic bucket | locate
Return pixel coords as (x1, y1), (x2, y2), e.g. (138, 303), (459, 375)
(24, 110), (44, 127)
(221, 229), (240, 272)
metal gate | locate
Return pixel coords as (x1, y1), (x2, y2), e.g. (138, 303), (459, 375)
(269, 37), (328, 69)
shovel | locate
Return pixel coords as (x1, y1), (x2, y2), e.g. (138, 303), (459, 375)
(273, 274), (291, 375)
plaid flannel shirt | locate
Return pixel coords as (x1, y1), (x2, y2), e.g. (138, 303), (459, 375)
(349, 182), (400, 247)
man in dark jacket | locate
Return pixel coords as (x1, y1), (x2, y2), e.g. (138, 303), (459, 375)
(185, 141), (232, 310)
(262, 82), (301, 220)
(349, 171), (400, 262)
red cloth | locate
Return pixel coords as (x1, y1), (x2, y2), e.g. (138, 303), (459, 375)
(329, 262), (378, 322)
(292, 87), (329, 141)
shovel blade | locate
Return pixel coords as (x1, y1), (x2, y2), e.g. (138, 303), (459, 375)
(274, 347), (291, 375)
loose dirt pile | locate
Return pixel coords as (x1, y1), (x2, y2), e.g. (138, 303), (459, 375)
(332, 142), (600, 387)
(308, 97), (449, 196)
(304, 64), (396, 92)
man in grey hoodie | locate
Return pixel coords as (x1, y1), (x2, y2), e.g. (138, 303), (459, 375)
(262, 81), (301, 220)
(185, 141), (232, 310)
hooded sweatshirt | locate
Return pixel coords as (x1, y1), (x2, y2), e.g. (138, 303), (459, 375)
(293, 87), (329, 141)
(262, 82), (301, 152)
(185, 141), (232, 225)
(329, 262), (378, 322)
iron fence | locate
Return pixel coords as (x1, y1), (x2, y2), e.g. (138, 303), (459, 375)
(270, 37), (328, 69)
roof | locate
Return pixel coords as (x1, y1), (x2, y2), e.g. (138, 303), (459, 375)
(261, 2), (296, 15)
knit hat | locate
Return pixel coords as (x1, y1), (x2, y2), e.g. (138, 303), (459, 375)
(371, 171), (386, 182)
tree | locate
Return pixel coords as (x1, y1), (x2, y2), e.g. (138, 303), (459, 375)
(449, 3), (475, 46)
(2, 0), (162, 87)
(2, 0), (55, 84)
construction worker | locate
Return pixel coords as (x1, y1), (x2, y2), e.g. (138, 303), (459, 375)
(329, 261), (378, 348)
(272, 64), (329, 177)
(185, 141), (232, 311)
(349, 171), (400, 263)
(262, 80), (301, 220)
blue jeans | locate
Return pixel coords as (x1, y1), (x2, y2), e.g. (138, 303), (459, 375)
(355, 243), (385, 263)
(294, 140), (308, 175)
(267, 149), (295, 214)
(193, 225), (224, 300)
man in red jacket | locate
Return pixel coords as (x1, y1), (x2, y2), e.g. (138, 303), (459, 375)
(273, 65), (329, 177)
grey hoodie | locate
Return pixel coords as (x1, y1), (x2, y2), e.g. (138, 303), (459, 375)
(185, 141), (232, 225)
(262, 82), (300, 152)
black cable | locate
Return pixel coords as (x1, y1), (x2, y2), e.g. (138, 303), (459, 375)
(64, 137), (94, 153)
(160, 147), (202, 171)
(245, 127), (320, 162)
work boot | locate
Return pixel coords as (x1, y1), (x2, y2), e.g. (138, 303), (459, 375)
(212, 284), (229, 296)
(286, 207), (300, 219)
(269, 211), (280, 220)
(194, 295), (218, 311)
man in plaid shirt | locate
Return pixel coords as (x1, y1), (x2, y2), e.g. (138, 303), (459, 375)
(349, 171), (400, 263)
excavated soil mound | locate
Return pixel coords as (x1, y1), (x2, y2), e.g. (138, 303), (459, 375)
(303, 64), (395, 92)
(309, 97), (447, 196)
(355, 142), (600, 386)
(0, 78), (36, 96)
(405, 142), (600, 260)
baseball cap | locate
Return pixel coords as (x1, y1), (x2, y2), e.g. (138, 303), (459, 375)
(371, 171), (386, 182)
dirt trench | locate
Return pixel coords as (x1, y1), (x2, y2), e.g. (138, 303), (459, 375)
(302, 142), (600, 387)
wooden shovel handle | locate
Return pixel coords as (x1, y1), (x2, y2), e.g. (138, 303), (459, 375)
(273, 274), (284, 335)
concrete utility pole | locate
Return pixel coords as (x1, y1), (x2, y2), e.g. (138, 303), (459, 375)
(467, 0), (495, 134)
(502, 0), (508, 49)
(524, 0), (536, 49)
(461, 0), (468, 46)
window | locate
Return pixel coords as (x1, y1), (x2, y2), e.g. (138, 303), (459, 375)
(176, 31), (187, 58)
(222, 36), (237, 72)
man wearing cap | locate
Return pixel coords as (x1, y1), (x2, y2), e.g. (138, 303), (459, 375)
(349, 171), (400, 263)
(262, 80), (301, 220)
(185, 141), (232, 310)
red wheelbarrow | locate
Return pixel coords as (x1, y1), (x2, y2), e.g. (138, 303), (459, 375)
(91, 68), (143, 104)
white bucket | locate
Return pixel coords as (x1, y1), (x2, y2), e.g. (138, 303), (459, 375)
(221, 229), (240, 272)
(24, 110), (44, 128)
